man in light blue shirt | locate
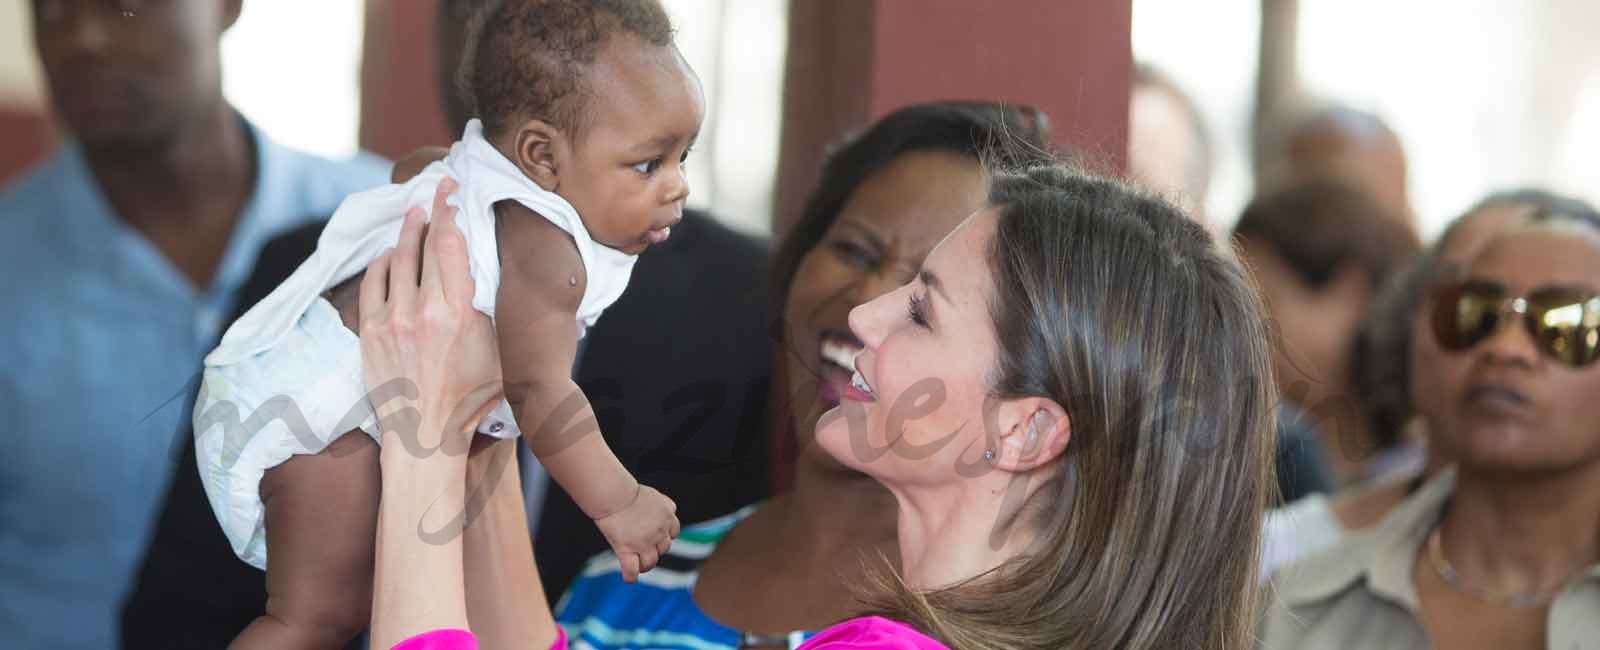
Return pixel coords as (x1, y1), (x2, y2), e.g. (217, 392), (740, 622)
(0, 1), (388, 647)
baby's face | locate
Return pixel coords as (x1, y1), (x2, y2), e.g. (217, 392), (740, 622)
(559, 39), (705, 255)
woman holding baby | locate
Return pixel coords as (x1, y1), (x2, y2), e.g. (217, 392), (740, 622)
(360, 138), (1279, 648)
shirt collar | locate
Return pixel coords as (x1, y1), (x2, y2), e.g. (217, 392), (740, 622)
(49, 114), (304, 305)
(1275, 467), (1458, 611)
(1277, 465), (1600, 612)
(208, 117), (309, 303)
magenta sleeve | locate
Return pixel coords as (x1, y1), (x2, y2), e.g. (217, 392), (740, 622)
(391, 628), (477, 650)
(391, 626), (566, 649)
(798, 617), (949, 649)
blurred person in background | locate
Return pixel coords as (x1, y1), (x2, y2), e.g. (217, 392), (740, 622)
(0, 1), (388, 648)
(1257, 104), (1414, 228)
(121, 0), (773, 645)
(1127, 63), (1213, 224)
(1232, 180), (1421, 494)
(1262, 203), (1600, 649)
(1261, 190), (1600, 578)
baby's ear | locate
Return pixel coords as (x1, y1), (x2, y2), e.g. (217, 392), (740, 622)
(511, 119), (564, 192)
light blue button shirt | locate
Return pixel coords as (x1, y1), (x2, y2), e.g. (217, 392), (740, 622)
(0, 119), (389, 650)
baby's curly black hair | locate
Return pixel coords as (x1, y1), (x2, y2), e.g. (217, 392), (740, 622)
(461, 0), (675, 140)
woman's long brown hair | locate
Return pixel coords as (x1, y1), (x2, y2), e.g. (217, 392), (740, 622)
(864, 164), (1278, 650)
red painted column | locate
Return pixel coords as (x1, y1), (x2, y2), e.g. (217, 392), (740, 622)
(359, 1), (453, 160)
(0, 108), (57, 186)
(775, 0), (1132, 236)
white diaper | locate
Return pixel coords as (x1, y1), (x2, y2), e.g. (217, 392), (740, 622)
(193, 297), (520, 570)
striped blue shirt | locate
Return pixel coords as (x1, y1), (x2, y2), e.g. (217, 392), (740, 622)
(556, 505), (817, 650)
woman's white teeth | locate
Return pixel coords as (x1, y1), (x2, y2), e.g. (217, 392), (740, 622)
(851, 368), (874, 395)
(821, 339), (862, 370)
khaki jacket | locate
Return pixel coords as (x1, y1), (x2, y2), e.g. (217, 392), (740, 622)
(1260, 467), (1600, 649)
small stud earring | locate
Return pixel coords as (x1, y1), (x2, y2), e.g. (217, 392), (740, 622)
(983, 449), (996, 463)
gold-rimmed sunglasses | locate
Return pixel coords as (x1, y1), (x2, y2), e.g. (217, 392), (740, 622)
(1430, 279), (1600, 368)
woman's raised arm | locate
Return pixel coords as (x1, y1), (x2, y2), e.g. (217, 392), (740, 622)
(360, 179), (552, 648)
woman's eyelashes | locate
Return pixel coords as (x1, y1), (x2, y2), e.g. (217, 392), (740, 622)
(908, 291), (931, 328)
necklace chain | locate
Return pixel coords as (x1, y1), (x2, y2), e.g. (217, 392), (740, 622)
(1425, 525), (1580, 609)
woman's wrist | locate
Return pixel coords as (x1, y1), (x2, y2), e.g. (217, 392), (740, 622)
(379, 411), (473, 468)
(381, 444), (470, 486)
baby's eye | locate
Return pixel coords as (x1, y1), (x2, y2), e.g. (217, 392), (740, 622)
(632, 158), (663, 176)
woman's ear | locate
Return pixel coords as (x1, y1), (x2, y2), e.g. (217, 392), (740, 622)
(993, 397), (1071, 474)
(511, 119), (564, 193)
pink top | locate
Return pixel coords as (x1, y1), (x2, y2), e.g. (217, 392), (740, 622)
(391, 627), (567, 650)
(797, 617), (949, 649)
(391, 628), (478, 650)
(394, 617), (945, 650)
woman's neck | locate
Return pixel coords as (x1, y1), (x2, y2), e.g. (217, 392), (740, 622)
(1441, 463), (1600, 594)
(693, 455), (899, 635)
(892, 475), (1034, 592)
(778, 458), (899, 560)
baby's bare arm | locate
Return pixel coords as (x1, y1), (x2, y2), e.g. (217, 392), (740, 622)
(495, 208), (639, 519)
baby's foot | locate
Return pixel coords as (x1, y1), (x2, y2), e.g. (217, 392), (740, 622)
(594, 485), (679, 583)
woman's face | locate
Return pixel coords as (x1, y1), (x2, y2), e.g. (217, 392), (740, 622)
(814, 209), (1001, 485)
(1408, 203), (1535, 441)
(1424, 226), (1600, 473)
(783, 151), (989, 471)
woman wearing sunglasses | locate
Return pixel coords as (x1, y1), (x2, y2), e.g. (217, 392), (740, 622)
(1262, 207), (1600, 649)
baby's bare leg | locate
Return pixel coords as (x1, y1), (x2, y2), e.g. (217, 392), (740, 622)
(231, 431), (380, 650)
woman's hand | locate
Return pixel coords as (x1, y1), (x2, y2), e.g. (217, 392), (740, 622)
(366, 178), (505, 649)
(360, 178), (503, 463)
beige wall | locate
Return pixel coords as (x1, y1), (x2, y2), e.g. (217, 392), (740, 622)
(0, 0), (43, 110)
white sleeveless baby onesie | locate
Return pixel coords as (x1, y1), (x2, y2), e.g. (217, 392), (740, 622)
(195, 119), (637, 569)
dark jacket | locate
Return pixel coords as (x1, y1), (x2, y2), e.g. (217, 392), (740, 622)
(121, 209), (775, 648)
(1276, 403), (1336, 503)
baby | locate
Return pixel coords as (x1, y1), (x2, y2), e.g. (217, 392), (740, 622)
(192, 0), (700, 646)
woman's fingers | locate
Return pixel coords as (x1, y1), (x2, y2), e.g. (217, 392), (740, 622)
(360, 249), (393, 328)
(389, 207), (426, 312)
(420, 179), (470, 306)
